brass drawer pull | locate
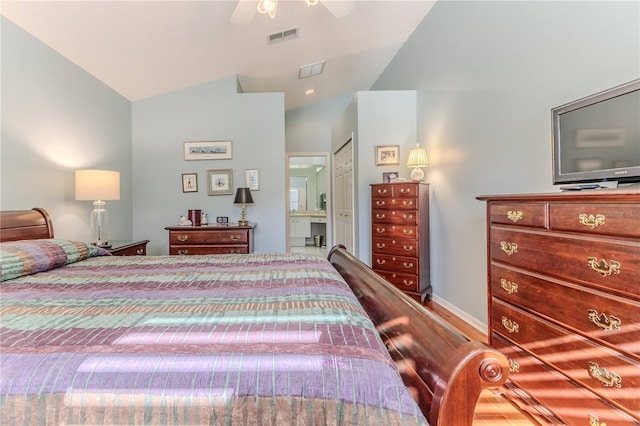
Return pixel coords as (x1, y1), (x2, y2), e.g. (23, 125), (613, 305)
(376, 213), (386, 219)
(376, 242), (386, 249)
(230, 235), (241, 241)
(402, 229), (414, 235)
(403, 262), (414, 269)
(402, 279), (414, 286)
(500, 279), (518, 294)
(177, 235), (189, 242)
(377, 188), (388, 195)
(177, 249), (189, 255)
(500, 241), (518, 256)
(588, 414), (605, 426)
(136, 248), (144, 255)
(402, 245), (414, 251)
(588, 361), (622, 388)
(376, 259), (386, 265)
(587, 257), (621, 277)
(579, 213), (605, 229)
(403, 214), (414, 220)
(508, 359), (520, 373)
(230, 249), (241, 254)
(506, 210), (523, 223)
(402, 200), (414, 207)
(376, 200), (386, 207)
(376, 227), (386, 233)
(501, 316), (519, 333)
(400, 188), (411, 194)
(587, 309), (621, 332)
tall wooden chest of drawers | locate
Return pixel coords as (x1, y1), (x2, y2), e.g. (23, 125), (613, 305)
(165, 224), (254, 255)
(478, 190), (640, 425)
(371, 182), (431, 302)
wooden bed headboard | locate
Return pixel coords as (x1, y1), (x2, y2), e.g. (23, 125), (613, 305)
(0, 208), (54, 242)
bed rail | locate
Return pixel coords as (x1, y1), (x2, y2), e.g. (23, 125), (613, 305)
(328, 245), (509, 426)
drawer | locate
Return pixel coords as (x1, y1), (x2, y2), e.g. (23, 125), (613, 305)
(492, 334), (639, 425)
(169, 230), (249, 245)
(372, 268), (420, 293)
(112, 244), (147, 256)
(372, 209), (418, 225)
(491, 264), (640, 358)
(372, 237), (418, 257)
(169, 245), (249, 255)
(371, 183), (418, 198)
(493, 299), (640, 417)
(489, 202), (548, 228)
(550, 203), (640, 238)
(372, 224), (417, 240)
(490, 227), (640, 298)
(372, 253), (418, 275)
(372, 197), (418, 210)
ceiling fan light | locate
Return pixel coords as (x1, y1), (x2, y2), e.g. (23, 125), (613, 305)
(257, 0), (278, 18)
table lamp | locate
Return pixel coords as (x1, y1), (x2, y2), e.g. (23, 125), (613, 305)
(407, 144), (429, 182)
(234, 187), (254, 226)
(75, 169), (120, 247)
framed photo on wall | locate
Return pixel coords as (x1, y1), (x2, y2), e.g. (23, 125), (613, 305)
(376, 145), (400, 166)
(245, 169), (259, 190)
(207, 169), (234, 195)
(181, 173), (198, 192)
(184, 141), (232, 160)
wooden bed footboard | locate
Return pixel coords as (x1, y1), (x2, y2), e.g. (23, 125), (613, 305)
(328, 245), (509, 426)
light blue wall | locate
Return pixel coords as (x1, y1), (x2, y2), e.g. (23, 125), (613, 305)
(132, 76), (286, 254)
(370, 0), (640, 323)
(1, 17), (132, 242)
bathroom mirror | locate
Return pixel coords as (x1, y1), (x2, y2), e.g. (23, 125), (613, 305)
(288, 156), (327, 212)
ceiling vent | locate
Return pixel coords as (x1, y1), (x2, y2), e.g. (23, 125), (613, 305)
(298, 61), (325, 79)
(268, 27), (299, 45)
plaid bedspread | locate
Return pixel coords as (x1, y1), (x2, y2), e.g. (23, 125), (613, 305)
(0, 248), (426, 425)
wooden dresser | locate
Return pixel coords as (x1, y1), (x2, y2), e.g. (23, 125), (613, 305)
(371, 182), (431, 302)
(477, 190), (640, 425)
(165, 224), (254, 255)
(106, 240), (149, 256)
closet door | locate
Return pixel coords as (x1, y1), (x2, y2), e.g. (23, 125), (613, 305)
(333, 139), (354, 252)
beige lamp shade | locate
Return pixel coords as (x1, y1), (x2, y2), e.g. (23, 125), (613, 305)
(406, 146), (429, 168)
(75, 170), (120, 201)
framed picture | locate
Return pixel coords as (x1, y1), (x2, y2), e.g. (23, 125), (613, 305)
(246, 169), (259, 190)
(184, 141), (232, 160)
(181, 173), (198, 193)
(207, 169), (234, 195)
(376, 145), (400, 166)
(383, 171), (399, 183)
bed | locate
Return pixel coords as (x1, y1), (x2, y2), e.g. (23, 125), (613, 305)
(0, 208), (509, 425)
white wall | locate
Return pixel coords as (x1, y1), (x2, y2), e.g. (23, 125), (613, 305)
(371, 0), (640, 324)
(1, 17), (133, 241)
(132, 76), (286, 254)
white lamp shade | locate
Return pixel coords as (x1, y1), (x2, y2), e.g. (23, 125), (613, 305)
(75, 170), (120, 201)
(406, 147), (429, 168)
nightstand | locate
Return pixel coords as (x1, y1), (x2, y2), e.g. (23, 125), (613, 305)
(105, 240), (150, 256)
(165, 224), (255, 255)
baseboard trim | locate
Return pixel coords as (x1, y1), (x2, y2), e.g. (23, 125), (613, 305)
(431, 294), (488, 336)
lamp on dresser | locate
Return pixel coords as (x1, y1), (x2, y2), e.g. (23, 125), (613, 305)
(407, 144), (429, 182)
(75, 169), (120, 248)
(234, 187), (254, 226)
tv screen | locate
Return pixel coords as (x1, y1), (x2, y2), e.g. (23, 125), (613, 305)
(552, 79), (640, 186)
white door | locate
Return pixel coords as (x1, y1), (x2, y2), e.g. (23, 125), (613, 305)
(333, 139), (354, 252)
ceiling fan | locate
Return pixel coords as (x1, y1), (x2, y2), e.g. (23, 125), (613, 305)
(230, 0), (356, 25)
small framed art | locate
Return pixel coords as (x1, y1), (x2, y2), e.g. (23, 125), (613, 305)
(184, 141), (232, 161)
(383, 172), (399, 183)
(182, 173), (198, 192)
(245, 169), (259, 190)
(376, 145), (400, 166)
(207, 169), (234, 195)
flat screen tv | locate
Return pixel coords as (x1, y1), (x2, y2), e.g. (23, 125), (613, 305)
(552, 79), (640, 187)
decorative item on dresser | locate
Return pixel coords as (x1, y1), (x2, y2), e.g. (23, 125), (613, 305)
(371, 182), (431, 302)
(105, 240), (149, 256)
(165, 223), (255, 255)
(477, 190), (640, 425)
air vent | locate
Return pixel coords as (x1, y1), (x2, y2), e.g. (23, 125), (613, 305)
(268, 27), (299, 44)
(298, 61), (325, 79)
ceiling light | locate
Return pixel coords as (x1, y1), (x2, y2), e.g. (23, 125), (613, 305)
(305, 0), (319, 6)
(305, 89), (315, 95)
(257, 0), (278, 19)
(299, 61), (325, 79)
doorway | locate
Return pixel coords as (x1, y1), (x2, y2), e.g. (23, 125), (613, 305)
(285, 153), (330, 254)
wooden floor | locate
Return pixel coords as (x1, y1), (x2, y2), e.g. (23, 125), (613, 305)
(422, 301), (543, 426)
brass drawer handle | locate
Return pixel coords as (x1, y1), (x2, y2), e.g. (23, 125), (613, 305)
(500, 241), (518, 256)
(402, 245), (414, 251)
(400, 188), (411, 194)
(588, 414), (605, 426)
(403, 214), (414, 220)
(377, 188), (388, 195)
(402, 200), (414, 207)
(177, 249), (189, 255)
(229, 249), (241, 254)
(376, 259), (386, 265)
(402, 229), (414, 235)
(376, 213), (386, 219)
(587, 309), (621, 332)
(588, 361), (622, 388)
(403, 262), (414, 269)
(587, 257), (621, 277)
(402, 279), (414, 286)
(501, 316), (519, 333)
(376, 242), (386, 249)
(579, 213), (605, 229)
(230, 235), (240, 241)
(376, 200), (386, 207)
(136, 248), (144, 255)
(508, 359), (520, 373)
(500, 279), (518, 294)
(376, 227), (386, 233)
(506, 210), (523, 223)
(177, 235), (189, 242)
